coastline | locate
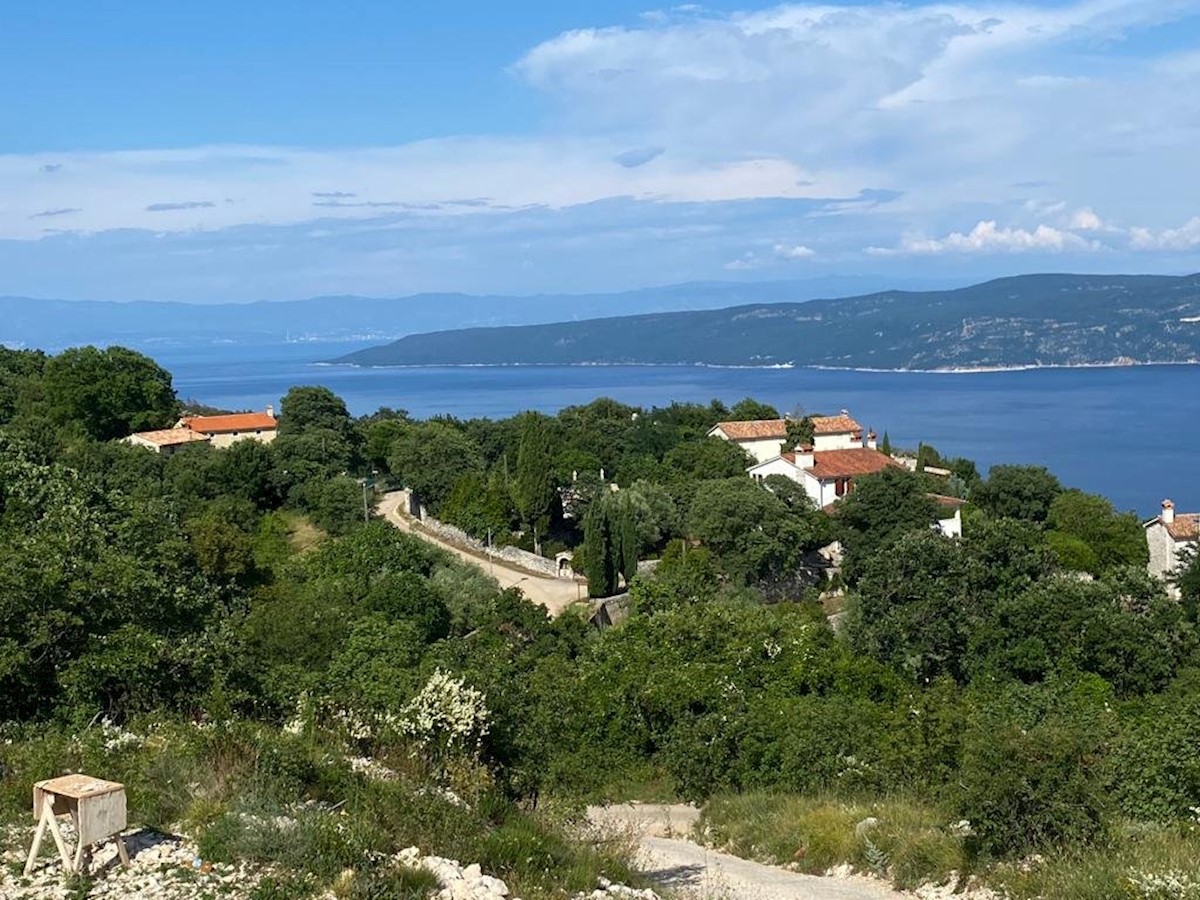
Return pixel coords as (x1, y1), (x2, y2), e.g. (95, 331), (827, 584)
(320, 359), (1200, 375)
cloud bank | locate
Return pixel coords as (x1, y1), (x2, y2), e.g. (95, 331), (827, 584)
(3, 0), (1200, 298)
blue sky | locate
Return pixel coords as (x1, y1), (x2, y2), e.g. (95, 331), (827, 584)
(4, 0), (1200, 301)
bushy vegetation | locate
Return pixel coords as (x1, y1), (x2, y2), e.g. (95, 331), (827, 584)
(2, 343), (1199, 897)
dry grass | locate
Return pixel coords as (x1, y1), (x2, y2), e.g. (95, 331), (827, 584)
(280, 511), (327, 555)
(698, 792), (966, 890)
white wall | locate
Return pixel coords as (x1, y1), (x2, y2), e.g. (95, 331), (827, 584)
(748, 456), (801, 482)
(937, 508), (963, 538)
(812, 432), (860, 451)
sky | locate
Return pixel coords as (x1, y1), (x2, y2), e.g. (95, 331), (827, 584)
(4, 0), (1200, 302)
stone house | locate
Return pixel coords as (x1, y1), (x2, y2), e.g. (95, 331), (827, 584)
(1145, 499), (1199, 596)
(175, 407), (278, 449)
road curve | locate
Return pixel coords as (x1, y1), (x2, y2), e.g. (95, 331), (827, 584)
(376, 490), (583, 616)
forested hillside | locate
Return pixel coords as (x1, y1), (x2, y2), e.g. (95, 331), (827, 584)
(337, 273), (1200, 370)
(3, 344), (1200, 898)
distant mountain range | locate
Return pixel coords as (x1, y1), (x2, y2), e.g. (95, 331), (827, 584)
(333, 274), (1200, 371)
(0, 275), (944, 352)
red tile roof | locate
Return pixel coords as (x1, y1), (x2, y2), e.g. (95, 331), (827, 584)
(179, 412), (277, 434)
(128, 429), (210, 447)
(805, 448), (899, 480)
(712, 419), (788, 440)
(1165, 514), (1200, 541)
(812, 414), (863, 435)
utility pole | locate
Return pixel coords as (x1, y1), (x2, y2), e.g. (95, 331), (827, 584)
(487, 528), (495, 577)
(361, 478), (370, 523)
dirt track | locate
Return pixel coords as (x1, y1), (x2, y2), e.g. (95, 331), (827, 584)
(589, 804), (907, 900)
(376, 490), (583, 615)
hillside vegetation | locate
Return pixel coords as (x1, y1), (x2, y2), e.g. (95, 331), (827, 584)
(336, 273), (1200, 370)
(3, 345), (1200, 898)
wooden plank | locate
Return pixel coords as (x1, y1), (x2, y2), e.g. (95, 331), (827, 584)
(77, 791), (127, 846)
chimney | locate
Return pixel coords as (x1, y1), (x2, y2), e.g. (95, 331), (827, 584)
(866, 431), (878, 450)
(793, 443), (815, 470)
(267, 404), (275, 418)
(1162, 499), (1176, 524)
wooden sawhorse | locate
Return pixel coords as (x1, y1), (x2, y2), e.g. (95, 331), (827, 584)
(24, 775), (130, 875)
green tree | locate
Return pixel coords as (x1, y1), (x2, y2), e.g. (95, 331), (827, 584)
(387, 422), (483, 513)
(785, 416), (815, 449)
(1045, 489), (1148, 574)
(581, 492), (639, 597)
(41, 345), (179, 440)
(439, 471), (514, 541)
(686, 477), (822, 586)
(972, 464), (1062, 522)
(278, 385), (355, 437)
(1176, 543), (1200, 621)
(729, 397), (780, 420)
(513, 412), (559, 543)
(879, 431), (892, 456)
(663, 438), (750, 481)
(836, 467), (939, 574)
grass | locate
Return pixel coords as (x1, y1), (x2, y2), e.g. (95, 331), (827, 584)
(0, 717), (646, 900)
(699, 791), (1200, 899)
(991, 823), (1200, 900)
(280, 511), (327, 555)
(698, 792), (967, 890)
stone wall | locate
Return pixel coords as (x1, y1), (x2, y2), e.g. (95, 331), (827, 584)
(401, 491), (566, 578)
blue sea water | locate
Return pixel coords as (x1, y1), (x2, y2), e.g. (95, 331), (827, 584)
(154, 341), (1200, 517)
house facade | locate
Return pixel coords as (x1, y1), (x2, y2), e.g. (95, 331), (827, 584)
(1145, 499), (1199, 596)
(176, 407), (278, 449)
(741, 412), (899, 508)
(707, 419), (789, 464)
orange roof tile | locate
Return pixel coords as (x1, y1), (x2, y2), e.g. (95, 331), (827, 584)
(805, 448), (899, 480)
(128, 429), (210, 447)
(712, 419), (788, 440)
(1165, 514), (1200, 541)
(811, 414), (863, 435)
(179, 412), (277, 434)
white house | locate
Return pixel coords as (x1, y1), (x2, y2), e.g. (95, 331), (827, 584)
(749, 445), (899, 508)
(1145, 499), (1199, 596)
(810, 412), (873, 451)
(707, 419), (789, 464)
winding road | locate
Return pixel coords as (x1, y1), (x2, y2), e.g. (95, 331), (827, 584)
(376, 490), (583, 615)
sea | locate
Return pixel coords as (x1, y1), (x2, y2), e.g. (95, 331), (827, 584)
(152, 340), (1200, 518)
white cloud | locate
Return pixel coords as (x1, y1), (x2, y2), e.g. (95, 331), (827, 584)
(6, 0), (1200, 297)
(1130, 217), (1200, 250)
(774, 243), (816, 260)
(1069, 207), (1104, 231)
(872, 220), (1102, 255)
(0, 142), (831, 240)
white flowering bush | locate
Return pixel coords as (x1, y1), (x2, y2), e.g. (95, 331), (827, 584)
(399, 669), (490, 765)
(1128, 870), (1200, 899)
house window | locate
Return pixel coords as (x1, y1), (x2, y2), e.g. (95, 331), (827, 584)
(835, 478), (848, 497)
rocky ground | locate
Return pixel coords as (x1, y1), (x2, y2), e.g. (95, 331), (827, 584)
(2, 821), (660, 900)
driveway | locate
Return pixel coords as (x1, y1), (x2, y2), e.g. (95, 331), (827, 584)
(376, 491), (583, 616)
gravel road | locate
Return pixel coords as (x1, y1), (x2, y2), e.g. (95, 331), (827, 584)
(377, 490), (582, 615)
(590, 804), (908, 900)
